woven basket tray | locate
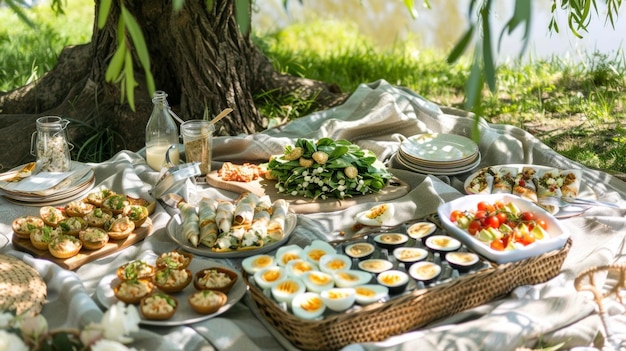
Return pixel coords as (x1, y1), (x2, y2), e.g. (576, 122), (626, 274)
(245, 237), (572, 351)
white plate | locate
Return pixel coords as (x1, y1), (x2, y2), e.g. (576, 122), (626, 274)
(2, 176), (95, 206)
(400, 133), (478, 162)
(95, 254), (245, 326)
(395, 152), (481, 176)
(166, 213), (297, 258)
(438, 193), (570, 264)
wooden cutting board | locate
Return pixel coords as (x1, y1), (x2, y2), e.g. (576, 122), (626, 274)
(205, 171), (411, 213)
(12, 221), (153, 270)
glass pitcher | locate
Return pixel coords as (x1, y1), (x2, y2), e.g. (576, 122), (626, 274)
(30, 116), (73, 173)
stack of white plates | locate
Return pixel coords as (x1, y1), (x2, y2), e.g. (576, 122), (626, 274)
(0, 162), (95, 206)
(395, 133), (481, 175)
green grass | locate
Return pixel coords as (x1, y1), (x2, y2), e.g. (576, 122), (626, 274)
(3, 4), (626, 176)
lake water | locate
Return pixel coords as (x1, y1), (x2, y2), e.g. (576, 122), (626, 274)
(253, 0), (626, 63)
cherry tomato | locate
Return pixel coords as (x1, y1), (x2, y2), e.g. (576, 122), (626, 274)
(519, 212), (535, 221)
(496, 212), (508, 224)
(468, 220), (483, 235)
(477, 201), (495, 213)
(519, 232), (536, 246)
(490, 238), (506, 251)
(485, 215), (500, 229)
(474, 210), (488, 222)
(493, 201), (506, 210)
(450, 210), (465, 222)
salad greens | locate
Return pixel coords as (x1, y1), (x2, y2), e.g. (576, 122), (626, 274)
(267, 138), (393, 200)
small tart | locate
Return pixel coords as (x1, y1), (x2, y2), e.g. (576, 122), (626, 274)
(30, 226), (60, 250)
(48, 234), (83, 259)
(84, 208), (113, 228)
(188, 290), (228, 315)
(153, 268), (192, 293)
(194, 267), (238, 293)
(12, 216), (44, 239)
(114, 279), (154, 304)
(123, 204), (150, 227)
(140, 293), (178, 320)
(155, 250), (193, 270)
(105, 216), (135, 240)
(85, 187), (117, 207)
(126, 196), (155, 215)
(64, 200), (95, 217)
(117, 260), (155, 281)
(79, 227), (109, 250)
(101, 194), (130, 215)
(57, 216), (88, 236)
(39, 206), (66, 227)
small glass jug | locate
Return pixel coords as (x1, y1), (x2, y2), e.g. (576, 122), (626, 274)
(30, 116), (73, 173)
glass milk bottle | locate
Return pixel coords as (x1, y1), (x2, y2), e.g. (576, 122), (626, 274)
(145, 90), (179, 171)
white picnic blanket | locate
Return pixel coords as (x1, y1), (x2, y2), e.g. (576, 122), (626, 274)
(2, 79), (626, 351)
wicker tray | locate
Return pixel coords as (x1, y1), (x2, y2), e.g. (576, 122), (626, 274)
(245, 237), (572, 350)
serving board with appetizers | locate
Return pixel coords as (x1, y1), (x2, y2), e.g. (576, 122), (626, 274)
(11, 186), (156, 270)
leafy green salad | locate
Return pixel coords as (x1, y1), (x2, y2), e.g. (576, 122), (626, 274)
(267, 138), (393, 200)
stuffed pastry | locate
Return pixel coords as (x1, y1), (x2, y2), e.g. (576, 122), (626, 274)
(535, 168), (563, 198)
(178, 202), (200, 247)
(512, 166), (538, 202)
(215, 201), (235, 234)
(233, 193), (256, 227)
(466, 167), (493, 194)
(268, 199), (288, 242)
(199, 221), (219, 248)
(198, 197), (218, 228)
(560, 169), (583, 198)
(491, 166), (517, 194)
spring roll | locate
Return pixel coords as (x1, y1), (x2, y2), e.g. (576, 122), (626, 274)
(233, 193), (256, 226)
(199, 221), (219, 248)
(267, 199), (288, 242)
(198, 197), (218, 228)
(560, 169), (582, 198)
(215, 201), (235, 234)
(178, 202), (200, 247)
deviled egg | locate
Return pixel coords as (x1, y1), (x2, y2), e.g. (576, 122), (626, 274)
(392, 247), (429, 268)
(291, 292), (326, 320)
(357, 259), (393, 274)
(355, 203), (395, 226)
(408, 261), (441, 285)
(373, 233), (409, 250)
(333, 270), (373, 288)
(276, 245), (305, 267)
(254, 266), (287, 290)
(445, 251), (480, 272)
(303, 240), (335, 265)
(344, 242), (376, 260)
(376, 269), (410, 295)
(318, 254), (352, 274)
(242, 254), (276, 275)
(301, 270), (335, 293)
(271, 277), (306, 304)
(286, 259), (318, 278)
(407, 222), (437, 241)
(425, 235), (461, 254)
(320, 288), (356, 312)
(354, 284), (389, 305)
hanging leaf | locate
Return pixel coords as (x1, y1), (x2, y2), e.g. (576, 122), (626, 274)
(235, 0), (252, 36)
(105, 45), (126, 82)
(447, 25), (474, 63)
(97, 0), (112, 29)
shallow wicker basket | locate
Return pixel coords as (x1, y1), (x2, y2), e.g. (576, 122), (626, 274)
(245, 238), (572, 351)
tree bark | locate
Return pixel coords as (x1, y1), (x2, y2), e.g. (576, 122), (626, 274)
(0, 0), (346, 171)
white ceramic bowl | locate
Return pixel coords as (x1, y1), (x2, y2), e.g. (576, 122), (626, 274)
(437, 193), (569, 264)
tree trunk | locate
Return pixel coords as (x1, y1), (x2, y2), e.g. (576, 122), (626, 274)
(0, 0), (346, 171)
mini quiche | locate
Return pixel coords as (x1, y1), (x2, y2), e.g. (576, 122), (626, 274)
(79, 227), (109, 250)
(114, 279), (154, 304)
(64, 200), (95, 217)
(140, 293), (178, 320)
(57, 216), (88, 237)
(153, 268), (192, 293)
(104, 216), (135, 240)
(48, 234), (83, 259)
(101, 194), (130, 215)
(84, 208), (113, 228)
(39, 206), (66, 227)
(188, 290), (228, 315)
(123, 204), (150, 227)
(117, 260), (155, 281)
(194, 267), (238, 293)
(30, 226), (61, 250)
(155, 250), (193, 270)
(86, 187), (117, 207)
(12, 216), (44, 239)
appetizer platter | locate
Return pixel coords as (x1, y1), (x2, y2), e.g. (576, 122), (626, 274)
(167, 192), (297, 258)
(464, 164), (595, 217)
(206, 138), (410, 213)
(438, 193), (569, 264)
(95, 251), (246, 326)
(10, 185), (155, 270)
